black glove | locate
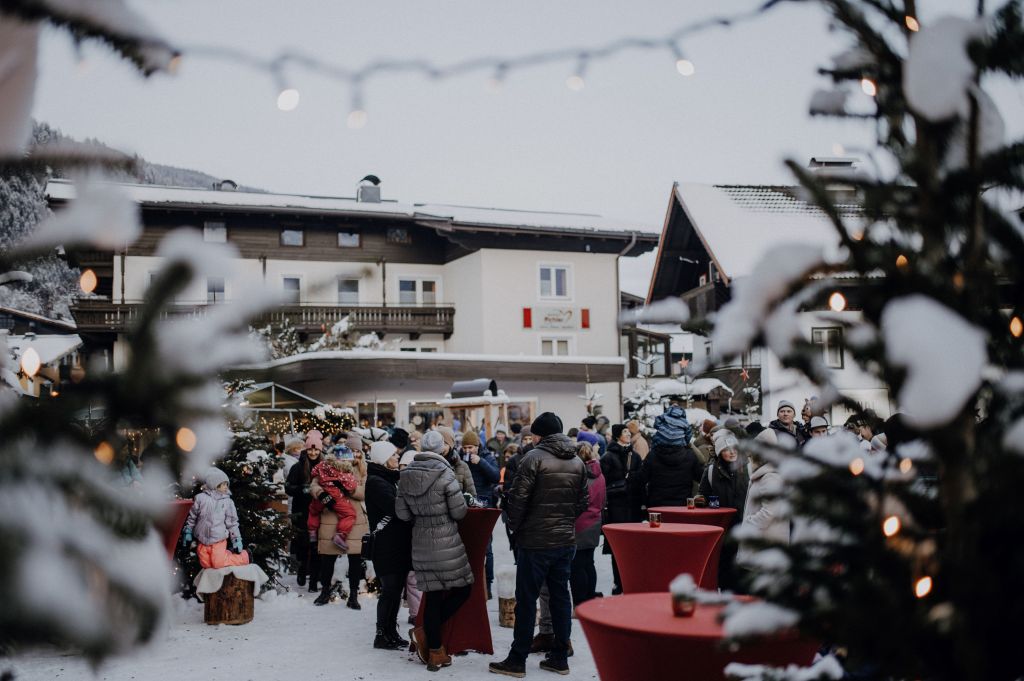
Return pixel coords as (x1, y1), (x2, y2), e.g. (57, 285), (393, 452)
(317, 491), (336, 509)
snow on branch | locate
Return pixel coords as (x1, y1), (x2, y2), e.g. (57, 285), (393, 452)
(25, 178), (141, 250)
(881, 295), (987, 428)
(725, 655), (844, 681)
(618, 296), (691, 326)
(722, 600), (800, 639)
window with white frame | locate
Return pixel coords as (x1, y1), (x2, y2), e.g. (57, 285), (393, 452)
(398, 278), (437, 305)
(338, 279), (359, 305)
(541, 337), (571, 356)
(203, 221), (227, 243)
(207, 277), (225, 303)
(812, 327), (844, 369)
(539, 264), (571, 299)
(282, 277), (301, 304)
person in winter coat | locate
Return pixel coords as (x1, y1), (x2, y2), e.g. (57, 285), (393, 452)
(285, 439), (323, 590)
(462, 430), (500, 598)
(306, 457), (358, 554)
(769, 400), (808, 447)
(183, 467), (250, 569)
(487, 428), (510, 466)
(365, 441), (413, 651)
(398, 449), (422, 626)
(736, 428), (790, 581)
(396, 429), (474, 672)
(436, 426), (477, 497)
(601, 423), (643, 595)
(626, 419), (650, 459)
(636, 405), (702, 508)
(490, 412), (588, 678)
(571, 441), (606, 607)
(698, 431), (748, 590)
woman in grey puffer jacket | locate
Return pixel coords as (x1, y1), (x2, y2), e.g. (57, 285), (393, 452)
(396, 429), (474, 671)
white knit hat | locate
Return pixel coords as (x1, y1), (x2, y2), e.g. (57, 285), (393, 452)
(399, 450), (417, 467)
(368, 441), (397, 466)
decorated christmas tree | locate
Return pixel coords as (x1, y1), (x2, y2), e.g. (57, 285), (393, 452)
(669, 2), (1024, 680)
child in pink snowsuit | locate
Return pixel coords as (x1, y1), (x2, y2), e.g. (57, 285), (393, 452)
(183, 467), (250, 569)
(308, 458), (358, 551)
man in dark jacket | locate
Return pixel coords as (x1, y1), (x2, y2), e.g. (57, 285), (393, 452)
(463, 430), (500, 597)
(601, 424), (643, 595)
(490, 413), (588, 678)
(769, 400), (808, 447)
(636, 405), (702, 508)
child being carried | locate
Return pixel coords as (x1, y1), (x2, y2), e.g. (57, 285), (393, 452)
(307, 453), (358, 552)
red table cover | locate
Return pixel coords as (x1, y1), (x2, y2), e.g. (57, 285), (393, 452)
(157, 499), (194, 559)
(602, 522), (723, 594)
(415, 507), (501, 655)
(648, 507), (738, 589)
(577, 592), (818, 681)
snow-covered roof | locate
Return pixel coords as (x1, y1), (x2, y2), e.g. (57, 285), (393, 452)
(651, 377), (733, 397)
(240, 349), (626, 370)
(0, 306), (77, 331)
(45, 179), (655, 238)
(5, 334), (83, 365)
(674, 183), (858, 282)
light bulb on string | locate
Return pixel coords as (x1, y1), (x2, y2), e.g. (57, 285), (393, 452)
(668, 43), (695, 76)
(905, 16), (920, 32)
(849, 457), (865, 476)
(94, 441), (115, 465)
(914, 576), (933, 598)
(347, 86), (367, 129)
(168, 54), (183, 75)
(882, 515), (901, 537)
(1010, 316), (1023, 338)
(20, 347), (41, 378)
(896, 254), (909, 269)
(860, 78), (877, 97)
(899, 457), (913, 474)
(277, 88), (300, 111)
(828, 291), (847, 312)
(79, 268), (98, 294)
(566, 53), (588, 91)
(176, 427), (197, 452)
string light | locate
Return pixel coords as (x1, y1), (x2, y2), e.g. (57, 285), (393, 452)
(905, 16), (920, 32)
(914, 576), (933, 598)
(347, 84), (367, 129)
(168, 54), (183, 74)
(896, 254), (909, 269)
(899, 457), (913, 474)
(566, 55), (588, 91)
(849, 457), (865, 476)
(952, 272), (965, 290)
(20, 347), (41, 378)
(94, 442), (115, 465)
(676, 58), (695, 76)
(882, 515), (901, 537)
(176, 427), (197, 452)
(277, 88), (300, 111)
(860, 78), (877, 97)
(1010, 316), (1023, 338)
(828, 291), (847, 312)
(486, 63), (508, 92)
(79, 268), (98, 294)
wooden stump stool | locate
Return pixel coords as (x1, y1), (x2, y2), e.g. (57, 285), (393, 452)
(498, 597), (516, 628)
(204, 573), (254, 625)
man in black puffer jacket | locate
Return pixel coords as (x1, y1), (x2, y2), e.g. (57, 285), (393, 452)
(490, 413), (588, 678)
(636, 404), (702, 508)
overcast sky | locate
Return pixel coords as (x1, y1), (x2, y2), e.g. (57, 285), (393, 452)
(30, 0), (1020, 295)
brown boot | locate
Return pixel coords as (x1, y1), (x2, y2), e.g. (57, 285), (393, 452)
(409, 626), (428, 664)
(427, 646), (452, 672)
(530, 632), (554, 654)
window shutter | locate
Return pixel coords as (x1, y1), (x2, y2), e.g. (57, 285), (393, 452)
(523, 308), (532, 328)
(581, 308), (590, 329)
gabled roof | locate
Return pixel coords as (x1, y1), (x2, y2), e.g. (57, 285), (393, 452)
(5, 333), (83, 365)
(647, 182), (859, 301)
(44, 179), (658, 254)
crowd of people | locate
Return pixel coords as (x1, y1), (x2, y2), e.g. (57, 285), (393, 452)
(182, 399), (897, 675)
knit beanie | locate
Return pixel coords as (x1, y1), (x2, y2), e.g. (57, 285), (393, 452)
(532, 412), (564, 438)
(304, 429), (324, 451)
(577, 430), (601, 447)
(713, 431), (739, 455)
(611, 423), (627, 442)
(652, 405), (693, 448)
(421, 430), (446, 454)
(701, 419), (717, 435)
(436, 426), (456, 450)
(368, 441), (398, 466)
(399, 450), (417, 467)
(461, 431), (480, 447)
(345, 432), (364, 453)
(390, 428), (410, 450)
(203, 467), (229, 490)
(754, 428), (779, 445)
(777, 400), (796, 415)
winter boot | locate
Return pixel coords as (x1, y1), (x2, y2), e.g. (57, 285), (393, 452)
(313, 582), (331, 606)
(409, 626), (428, 664)
(488, 655), (527, 678)
(374, 628), (404, 650)
(539, 655), (570, 675)
(296, 571), (306, 587)
(529, 633), (554, 654)
(347, 592), (361, 610)
(426, 646), (452, 672)
(308, 578), (319, 593)
(386, 629), (409, 648)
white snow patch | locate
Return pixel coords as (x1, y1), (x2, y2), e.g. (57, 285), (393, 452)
(942, 87), (1005, 172)
(27, 179), (141, 250)
(904, 16), (985, 122)
(882, 295), (986, 428)
(618, 297), (690, 325)
(722, 600), (800, 639)
(725, 655), (844, 681)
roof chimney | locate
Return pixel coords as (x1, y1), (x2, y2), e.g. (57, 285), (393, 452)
(357, 174), (381, 203)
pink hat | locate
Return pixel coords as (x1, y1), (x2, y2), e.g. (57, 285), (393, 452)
(304, 429), (324, 451)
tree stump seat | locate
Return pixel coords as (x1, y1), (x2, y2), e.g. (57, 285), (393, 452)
(203, 573), (254, 625)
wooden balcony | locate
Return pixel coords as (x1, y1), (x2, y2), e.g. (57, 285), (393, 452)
(71, 300), (455, 338)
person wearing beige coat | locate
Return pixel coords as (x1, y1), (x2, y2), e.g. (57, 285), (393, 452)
(310, 453), (370, 609)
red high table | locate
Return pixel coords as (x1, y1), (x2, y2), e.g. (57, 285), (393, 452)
(158, 499), (194, 559)
(415, 507), (501, 655)
(602, 522), (723, 593)
(577, 592), (818, 681)
(648, 506), (737, 589)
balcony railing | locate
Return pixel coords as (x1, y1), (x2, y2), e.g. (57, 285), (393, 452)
(71, 300), (455, 338)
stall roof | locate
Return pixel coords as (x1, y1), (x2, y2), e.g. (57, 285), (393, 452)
(238, 381), (325, 410)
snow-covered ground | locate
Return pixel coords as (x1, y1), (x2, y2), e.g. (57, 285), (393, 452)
(9, 522), (613, 680)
